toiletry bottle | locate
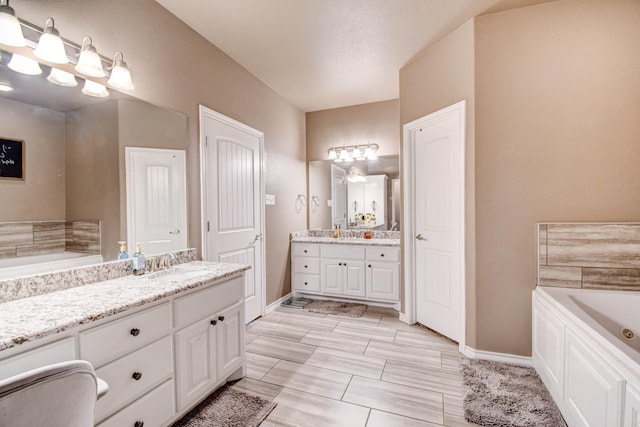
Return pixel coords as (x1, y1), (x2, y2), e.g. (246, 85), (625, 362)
(132, 242), (146, 276)
(333, 225), (339, 238)
(118, 241), (129, 260)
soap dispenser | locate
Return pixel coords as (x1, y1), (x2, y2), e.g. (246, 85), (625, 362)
(132, 242), (146, 276)
(118, 241), (129, 260)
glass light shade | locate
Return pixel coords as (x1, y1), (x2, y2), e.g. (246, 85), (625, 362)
(339, 149), (349, 160)
(0, 2), (25, 47)
(75, 41), (105, 77)
(328, 148), (337, 160)
(364, 147), (377, 159)
(107, 60), (134, 90)
(0, 82), (13, 92)
(47, 68), (77, 87)
(82, 80), (109, 97)
(8, 54), (42, 75)
(352, 147), (362, 159)
(34, 19), (68, 64)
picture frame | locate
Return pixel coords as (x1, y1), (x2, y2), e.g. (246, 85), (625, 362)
(0, 137), (24, 180)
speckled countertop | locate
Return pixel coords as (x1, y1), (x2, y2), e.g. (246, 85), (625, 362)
(291, 236), (400, 247)
(0, 261), (249, 351)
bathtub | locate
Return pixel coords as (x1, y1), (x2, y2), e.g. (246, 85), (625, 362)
(533, 286), (640, 427)
(0, 252), (104, 280)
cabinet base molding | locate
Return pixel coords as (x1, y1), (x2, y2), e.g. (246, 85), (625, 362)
(292, 291), (400, 311)
(462, 346), (533, 367)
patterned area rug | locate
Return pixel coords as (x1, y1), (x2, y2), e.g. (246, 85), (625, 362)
(172, 385), (276, 427)
(304, 300), (367, 317)
(462, 359), (566, 427)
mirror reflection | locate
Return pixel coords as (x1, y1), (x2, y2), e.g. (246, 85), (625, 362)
(308, 155), (400, 231)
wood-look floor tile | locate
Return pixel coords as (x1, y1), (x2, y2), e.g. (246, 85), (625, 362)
(326, 313), (382, 325)
(441, 351), (462, 371)
(246, 336), (315, 363)
(364, 340), (441, 368)
(277, 306), (328, 317)
(301, 330), (370, 353)
(278, 313), (339, 331)
(246, 352), (280, 379)
(343, 376), (443, 424)
(382, 360), (463, 396)
(261, 360), (352, 399)
(364, 306), (399, 318)
(333, 321), (397, 342)
(305, 347), (386, 379)
(378, 317), (424, 331)
(230, 377), (282, 401)
(444, 393), (477, 426)
(395, 329), (458, 352)
(265, 387), (369, 427)
(248, 321), (310, 342)
(366, 410), (441, 427)
(245, 332), (258, 345)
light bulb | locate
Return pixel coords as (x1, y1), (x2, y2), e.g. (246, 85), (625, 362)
(107, 51), (134, 90)
(328, 148), (337, 160)
(352, 146), (362, 159)
(75, 36), (105, 78)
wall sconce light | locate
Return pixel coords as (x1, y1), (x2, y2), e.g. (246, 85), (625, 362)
(107, 51), (134, 90)
(75, 36), (105, 78)
(328, 143), (379, 162)
(33, 18), (68, 64)
(8, 53), (42, 75)
(47, 68), (77, 87)
(82, 79), (109, 97)
(0, 0), (25, 47)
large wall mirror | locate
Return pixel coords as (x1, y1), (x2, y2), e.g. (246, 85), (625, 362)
(308, 155), (400, 231)
(0, 46), (188, 277)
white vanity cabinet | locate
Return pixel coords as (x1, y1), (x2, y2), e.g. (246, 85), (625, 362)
(365, 247), (400, 301)
(321, 245), (366, 297)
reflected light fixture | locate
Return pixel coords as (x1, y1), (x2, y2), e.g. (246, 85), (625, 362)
(8, 53), (42, 75)
(75, 36), (105, 77)
(82, 79), (109, 97)
(328, 147), (337, 160)
(0, 82), (13, 92)
(363, 146), (377, 160)
(0, 0), (25, 47)
(33, 18), (68, 64)
(47, 68), (77, 87)
(352, 145), (363, 160)
(107, 51), (134, 90)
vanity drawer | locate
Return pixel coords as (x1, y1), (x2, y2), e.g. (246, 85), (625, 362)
(292, 257), (320, 275)
(0, 337), (76, 381)
(95, 336), (173, 422)
(293, 273), (321, 292)
(80, 303), (171, 367)
(321, 245), (365, 260)
(366, 246), (400, 262)
(97, 379), (175, 427)
(174, 276), (243, 329)
(292, 243), (320, 257)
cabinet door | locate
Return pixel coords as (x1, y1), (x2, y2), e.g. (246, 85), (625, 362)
(321, 259), (343, 294)
(216, 301), (245, 380)
(366, 261), (399, 301)
(625, 384), (640, 427)
(564, 329), (624, 427)
(343, 261), (366, 297)
(175, 318), (216, 411)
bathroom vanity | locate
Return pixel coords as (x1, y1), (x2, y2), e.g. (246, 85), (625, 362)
(0, 260), (248, 427)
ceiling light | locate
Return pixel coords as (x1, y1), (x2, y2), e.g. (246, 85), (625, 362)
(8, 54), (42, 75)
(75, 36), (105, 77)
(82, 79), (108, 97)
(0, 82), (13, 92)
(0, 0), (25, 47)
(47, 68), (77, 87)
(34, 18), (68, 64)
(107, 51), (134, 90)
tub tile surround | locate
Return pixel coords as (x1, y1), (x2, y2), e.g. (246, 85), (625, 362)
(0, 248), (197, 304)
(538, 223), (640, 291)
(291, 229), (400, 247)
(0, 220), (101, 259)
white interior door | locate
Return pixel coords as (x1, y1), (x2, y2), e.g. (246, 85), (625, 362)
(125, 147), (187, 256)
(404, 101), (465, 344)
(331, 164), (347, 228)
(200, 106), (264, 324)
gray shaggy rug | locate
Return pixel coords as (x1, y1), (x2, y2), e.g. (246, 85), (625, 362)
(304, 300), (367, 317)
(462, 359), (566, 427)
(172, 385), (276, 427)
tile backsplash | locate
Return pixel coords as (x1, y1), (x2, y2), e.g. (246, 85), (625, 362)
(538, 222), (640, 291)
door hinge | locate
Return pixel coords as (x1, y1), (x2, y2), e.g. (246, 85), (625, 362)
(205, 136), (208, 148)
(207, 221), (210, 232)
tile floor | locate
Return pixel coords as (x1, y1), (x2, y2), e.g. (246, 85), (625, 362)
(231, 304), (478, 427)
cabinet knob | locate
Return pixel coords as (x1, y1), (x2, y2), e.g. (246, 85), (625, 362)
(130, 328), (140, 336)
(218, 315), (225, 322)
(304, 265), (308, 268)
(210, 319), (217, 326)
(380, 253), (385, 257)
(368, 264), (372, 268)
(344, 263), (347, 266)
(134, 421), (144, 427)
(304, 250), (308, 253)
(132, 372), (142, 381)
(304, 282), (308, 286)
(338, 262), (342, 266)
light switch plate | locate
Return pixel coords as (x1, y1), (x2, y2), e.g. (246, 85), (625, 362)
(327, 200), (332, 207)
(265, 194), (276, 205)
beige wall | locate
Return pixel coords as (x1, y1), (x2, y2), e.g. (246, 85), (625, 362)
(399, 20), (477, 346)
(306, 99), (400, 161)
(15, 0), (306, 305)
(308, 161), (332, 229)
(0, 98), (66, 221)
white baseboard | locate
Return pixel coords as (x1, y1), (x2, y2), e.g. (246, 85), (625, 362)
(398, 312), (414, 325)
(264, 292), (292, 315)
(463, 346), (532, 367)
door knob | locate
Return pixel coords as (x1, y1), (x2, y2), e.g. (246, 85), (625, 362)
(169, 229), (180, 234)
(253, 233), (263, 243)
(416, 234), (427, 241)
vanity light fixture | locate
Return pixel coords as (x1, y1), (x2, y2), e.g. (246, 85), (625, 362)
(327, 143), (379, 162)
(0, 0), (25, 47)
(8, 53), (42, 75)
(363, 145), (377, 160)
(81, 79), (109, 98)
(47, 68), (77, 87)
(33, 18), (68, 64)
(107, 51), (134, 91)
(339, 147), (353, 163)
(328, 147), (337, 160)
(75, 36), (105, 78)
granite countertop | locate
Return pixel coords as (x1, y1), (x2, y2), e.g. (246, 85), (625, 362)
(0, 261), (249, 352)
(291, 236), (400, 247)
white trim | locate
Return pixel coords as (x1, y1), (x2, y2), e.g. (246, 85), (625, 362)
(399, 312), (413, 325)
(463, 346), (533, 367)
(265, 292), (292, 315)
(402, 100), (467, 353)
(198, 105), (266, 318)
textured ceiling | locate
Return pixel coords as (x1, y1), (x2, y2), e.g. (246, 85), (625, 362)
(155, 0), (551, 112)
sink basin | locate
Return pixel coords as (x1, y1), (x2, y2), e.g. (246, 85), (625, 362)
(148, 269), (211, 283)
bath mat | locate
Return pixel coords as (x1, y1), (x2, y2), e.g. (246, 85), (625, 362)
(462, 358), (566, 427)
(305, 300), (367, 317)
(172, 385), (276, 427)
